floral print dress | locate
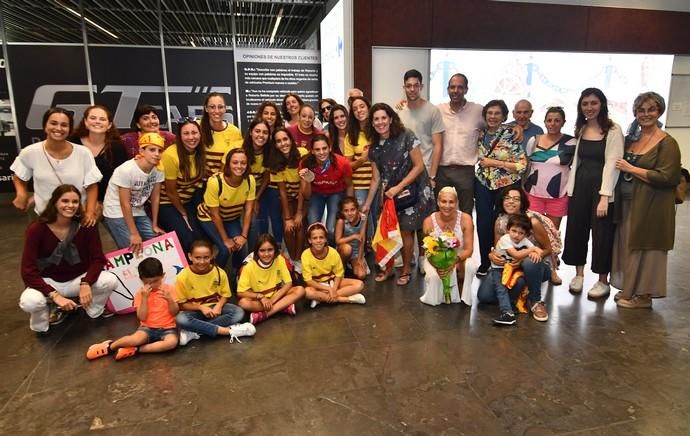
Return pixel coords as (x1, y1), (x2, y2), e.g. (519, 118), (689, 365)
(369, 128), (434, 231)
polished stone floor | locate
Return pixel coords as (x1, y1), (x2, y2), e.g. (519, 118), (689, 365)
(1, 202), (689, 435)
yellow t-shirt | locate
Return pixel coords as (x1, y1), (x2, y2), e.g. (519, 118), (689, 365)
(269, 147), (308, 198)
(160, 144), (203, 205)
(237, 256), (292, 298)
(200, 120), (242, 180)
(197, 174), (256, 222)
(301, 247), (344, 283)
(344, 132), (372, 190)
(175, 266), (231, 306)
(221, 145), (267, 188)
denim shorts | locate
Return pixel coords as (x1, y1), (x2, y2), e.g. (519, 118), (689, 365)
(137, 326), (178, 342)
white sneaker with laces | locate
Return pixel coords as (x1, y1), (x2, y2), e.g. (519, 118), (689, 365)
(179, 330), (200, 346)
(228, 322), (256, 343)
(587, 281), (611, 299)
(310, 299), (320, 309)
(569, 276), (584, 293)
(347, 293), (366, 304)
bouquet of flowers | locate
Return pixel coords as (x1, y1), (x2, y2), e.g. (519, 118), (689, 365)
(422, 232), (460, 304)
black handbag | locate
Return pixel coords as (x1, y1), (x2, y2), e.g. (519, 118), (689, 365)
(393, 183), (418, 210)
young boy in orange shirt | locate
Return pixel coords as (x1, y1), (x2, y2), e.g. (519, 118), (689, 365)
(86, 257), (179, 360)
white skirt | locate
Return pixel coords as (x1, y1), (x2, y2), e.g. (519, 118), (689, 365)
(419, 257), (476, 306)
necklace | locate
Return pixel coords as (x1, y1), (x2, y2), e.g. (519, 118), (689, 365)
(436, 212), (457, 232)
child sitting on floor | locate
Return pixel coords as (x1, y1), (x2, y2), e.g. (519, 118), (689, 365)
(86, 257), (179, 360)
(334, 196), (369, 280)
(491, 214), (542, 327)
(236, 234), (305, 325)
(175, 240), (256, 345)
(302, 222), (366, 308)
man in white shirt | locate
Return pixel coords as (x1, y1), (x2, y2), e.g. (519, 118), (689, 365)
(397, 69), (444, 183)
(436, 73), (485, 213)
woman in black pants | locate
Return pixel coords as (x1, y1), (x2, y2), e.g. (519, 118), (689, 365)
(563, 88), (624, 298)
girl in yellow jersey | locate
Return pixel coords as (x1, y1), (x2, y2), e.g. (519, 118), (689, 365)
(197, 148), (255, 270)
(344, 96), (375, 236)
(266, 127), (308, 268)
(239, 120), (271, 250)
(302, 223), (365, 308)
(199, 92), (243, 180)
(253, 101), (284, 135)
(237, 234), (305, 325)
(158, 119), (205, 253)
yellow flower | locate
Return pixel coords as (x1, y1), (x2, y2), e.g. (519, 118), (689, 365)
(423, 236), (439, 255)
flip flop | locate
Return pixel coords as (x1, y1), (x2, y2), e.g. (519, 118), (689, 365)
(86, 340), (112, 360)
(396, 273), (411, 286)
(375, 268), (394, 283)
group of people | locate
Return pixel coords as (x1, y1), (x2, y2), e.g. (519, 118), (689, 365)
(11, 68), (684, 358)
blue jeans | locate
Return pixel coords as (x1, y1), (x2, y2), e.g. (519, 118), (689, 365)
(308, 191), (344, 245)
(477, 259), (550, 306)
(491, 267), (513, 314)
(175, 303), (245, 337)
(199, 219), (243, 269)
(158, 202), (202, 255)
(104, 215), (157, 249)
(137, 326), (178, 342)
(354, 189), (373, 241)
(248, 191), (273, 252)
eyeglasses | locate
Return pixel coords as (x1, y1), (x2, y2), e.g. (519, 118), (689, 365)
(504, 195), (521, 202)
(320, 105), (332, 113)
(206, 105), (226, 111)
(177, 117), (199, 123)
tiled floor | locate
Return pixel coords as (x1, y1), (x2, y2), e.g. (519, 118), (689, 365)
(1, 203), (688, 435)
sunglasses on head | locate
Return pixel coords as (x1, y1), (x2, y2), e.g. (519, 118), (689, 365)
(177, 116), (199, 123)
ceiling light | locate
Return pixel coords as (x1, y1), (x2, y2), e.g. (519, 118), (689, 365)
(54, 0), (119, 40)
(269, 7), (283, 44)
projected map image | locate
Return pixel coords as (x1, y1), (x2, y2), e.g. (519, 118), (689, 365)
(429, 49), (674, 131)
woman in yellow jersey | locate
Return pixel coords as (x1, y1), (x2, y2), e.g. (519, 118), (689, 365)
(253, 101), (284, 135)
(237, 234), (305, 325)
(265, 127), (308, 267)
(302, 223), (365, 308)
(199, 92), (242, 180)
(326, 104), (349, 155)
(197, 148), (255, 270)
(158, 119), (205, 253)
(241, 120), (271, 250)
(344, 96), (374, 236)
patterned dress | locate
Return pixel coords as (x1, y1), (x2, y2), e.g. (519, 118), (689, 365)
(369, 128), (434, 231)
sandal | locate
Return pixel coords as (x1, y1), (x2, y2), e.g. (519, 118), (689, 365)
(375, 268), (394, 283)
(115, 346), (138, 361)
(550, 270), (563, 285)
(396, 273), (411, 286)
(86, 340), (112, 360)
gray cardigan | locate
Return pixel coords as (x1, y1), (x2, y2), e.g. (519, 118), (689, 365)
(566, 123), (624, 202)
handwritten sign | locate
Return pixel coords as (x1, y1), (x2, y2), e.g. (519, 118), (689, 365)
(104, 232), (187, 314)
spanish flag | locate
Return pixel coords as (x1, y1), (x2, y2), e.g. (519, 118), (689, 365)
(372, 198), (403, 270)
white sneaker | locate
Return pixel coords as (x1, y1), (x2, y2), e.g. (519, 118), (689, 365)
(292, 260), (302, 274)
(569, 276), (584, 293)
(587, 281), (611, 299)
(228, 322), (256, 343)
(348, 293), (366, 305)
(310, 299), (320, 309)
(418, 256), (426, 275)
(179, 329), (200, 346)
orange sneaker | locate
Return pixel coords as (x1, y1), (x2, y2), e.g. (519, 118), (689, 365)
(115, 347), (138, 361)
(86, 340), (112, 360)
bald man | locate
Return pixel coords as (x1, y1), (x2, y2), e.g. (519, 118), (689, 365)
(512, 99), (543, 151)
